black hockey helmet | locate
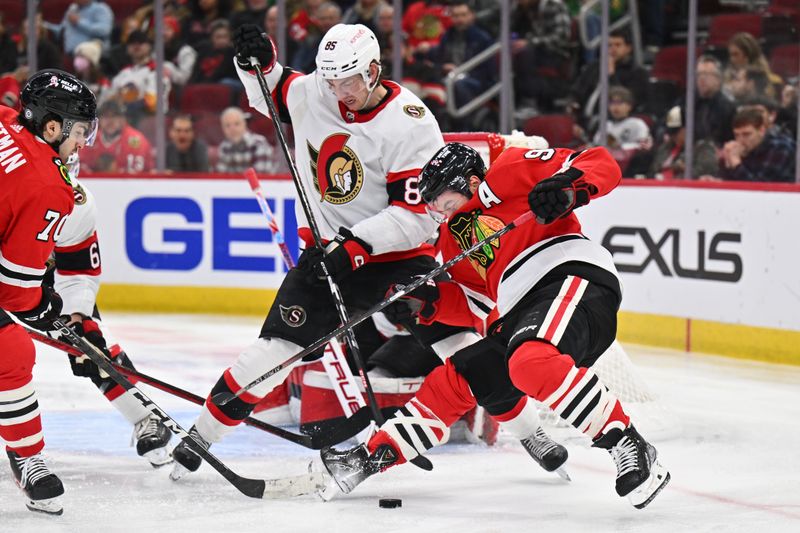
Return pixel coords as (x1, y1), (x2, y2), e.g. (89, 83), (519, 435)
(419, 142), (486, 205)
(20, 69), (98, 148)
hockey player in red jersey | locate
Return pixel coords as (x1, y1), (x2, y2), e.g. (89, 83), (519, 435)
(321, 143), (671, 509)
(171, 23), (559, 481)
(0, 69), (97, 515)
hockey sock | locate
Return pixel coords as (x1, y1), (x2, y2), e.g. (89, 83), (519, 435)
(366, 360), (474, 466)
(508, 340), (630, 440)
(492, 397), (543, 440)
(196, 337), (299, 443)
(0, 325), (44, 457)
(94, 347), (152, 425)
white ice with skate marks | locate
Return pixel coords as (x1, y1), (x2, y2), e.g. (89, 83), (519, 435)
(2, 312), (799, 532)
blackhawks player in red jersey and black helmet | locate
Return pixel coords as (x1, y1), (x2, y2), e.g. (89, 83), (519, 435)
(321, 142), (671, 510)
(0, 69), (97, 515)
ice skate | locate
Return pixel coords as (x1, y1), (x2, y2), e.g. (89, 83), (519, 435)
(320, 442), (398, 496)
(593, 424), (670, 509)
(170, 426), (210, 481)
(7, 451), (65, 516)
(133, 415), (172, 467)
(520, 427), (571, 481)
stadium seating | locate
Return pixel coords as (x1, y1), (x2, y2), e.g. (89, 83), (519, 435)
(770, 44), (800, 82)
(523, 114), (580, 148)
(706, 13), (762, 48)
(650, 45), (693, 89)
(179, 83), (235, 114)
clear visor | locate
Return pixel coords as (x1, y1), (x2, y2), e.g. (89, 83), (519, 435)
(425, 204), (448, 224)
(64, 118), (99, 147)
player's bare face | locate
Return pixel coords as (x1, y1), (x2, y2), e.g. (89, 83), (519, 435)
(327, 75), (369, 111)
(427, 189), (470, 223)
(58, 121), (95, 160)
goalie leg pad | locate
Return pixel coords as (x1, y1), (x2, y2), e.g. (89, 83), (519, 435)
(450, 338), (524, 417)
(509, 340), (629, 439)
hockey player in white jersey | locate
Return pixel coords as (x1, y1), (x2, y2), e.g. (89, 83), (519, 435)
(44, 157), (172, 468)
(171, 23), (565, 480)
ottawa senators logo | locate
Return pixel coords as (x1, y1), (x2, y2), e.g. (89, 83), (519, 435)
(279, 305), (307, 327)
(402, 105), (425, 119)
(448, 210), (504, 279)
(52, 157), (73, 187)
(72, 182), (87, 205)
(307, 133), (364, 204)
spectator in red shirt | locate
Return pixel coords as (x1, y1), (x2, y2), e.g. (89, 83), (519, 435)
(0, 66), (28, 110)
(81, 100), (154, 174)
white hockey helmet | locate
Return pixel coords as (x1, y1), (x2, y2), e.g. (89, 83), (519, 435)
(316, 23), (381, 89)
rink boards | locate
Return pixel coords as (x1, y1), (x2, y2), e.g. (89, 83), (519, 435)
(82, 174), (800, 364)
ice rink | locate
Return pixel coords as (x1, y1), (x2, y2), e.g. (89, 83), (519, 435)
(1, 312), (799, 532)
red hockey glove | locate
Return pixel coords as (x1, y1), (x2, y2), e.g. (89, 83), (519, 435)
(383, 277), (440, 325)
(309, 227), (372, 283)
(528, 167), (596, 224)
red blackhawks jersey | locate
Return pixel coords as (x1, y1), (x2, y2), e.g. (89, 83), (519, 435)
(433, 146), (622, 326)
(80, 125), (154, 174)
(0, 106), (75, 313)
(237, 61), (442, 261)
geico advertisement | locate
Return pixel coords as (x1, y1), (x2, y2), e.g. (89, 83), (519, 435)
(579, 186), (800, 331)
(85, 178), (300, 287)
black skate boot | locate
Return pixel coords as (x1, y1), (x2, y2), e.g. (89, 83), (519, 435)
(133, 415), (172, 467)
(520, 427), (571, 480)
(593, 424), (671, 509)
(319, 443), (399, 498)
(170, 426), (210, 481)
(7, 450), (65, 515)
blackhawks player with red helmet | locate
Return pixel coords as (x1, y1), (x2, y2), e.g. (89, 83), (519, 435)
(0, 69), (97, 515)
(321, 143), (671, 510)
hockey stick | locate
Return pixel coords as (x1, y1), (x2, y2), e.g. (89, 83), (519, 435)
(244, 169), (368, 422)
(50, 319), (325, 499)
(247, 62), (388, 440)
(26, 327), (371, 449)
(213, 210), (535, 406)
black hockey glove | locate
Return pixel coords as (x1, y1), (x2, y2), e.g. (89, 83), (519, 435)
(307, 228), (373, 283)
(60, 316), (109, 378)
(528, 167), (596, 224)
(383, 278), (440, 325)
(233, 24), (276, 71)
(12, 285), (63, 331)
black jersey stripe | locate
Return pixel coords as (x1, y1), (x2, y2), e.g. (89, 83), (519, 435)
(501, 235), (587, 282)
(558, 374), (599, 420)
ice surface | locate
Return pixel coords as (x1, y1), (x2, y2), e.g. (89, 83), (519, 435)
(2, 313), (799, 532)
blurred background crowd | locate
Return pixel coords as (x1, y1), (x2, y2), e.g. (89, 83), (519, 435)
(0, 0), (797, 181)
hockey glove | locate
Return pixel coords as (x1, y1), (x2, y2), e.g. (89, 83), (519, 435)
(12, 286), (63, 331)
(233, 24), (276, 71)
(528, 167), (596, 224)
(383, 278), (440, 325)
(308, 228), (372, 283)
(60, 315), (109, 378)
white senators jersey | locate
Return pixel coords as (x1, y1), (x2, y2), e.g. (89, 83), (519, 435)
(236, 61), (442, 260)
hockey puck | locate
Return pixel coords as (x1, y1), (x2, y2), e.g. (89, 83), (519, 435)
(379, 498), (402, 509)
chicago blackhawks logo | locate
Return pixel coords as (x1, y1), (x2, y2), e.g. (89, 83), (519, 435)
(448, 210), (504, 279)
(307, 133), (364, 204)
(52, 157), (73, 187)
(279, 304), (307, 327)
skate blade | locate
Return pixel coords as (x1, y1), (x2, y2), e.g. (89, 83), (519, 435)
(169, 462), (194, 482)
(143, 447), (174, 468)
(554, 466), (571, 482)
(26, 497), (63, 516)
(629, 461), (670, 509)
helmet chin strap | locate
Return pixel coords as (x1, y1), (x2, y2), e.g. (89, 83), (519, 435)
(359, 63), (382, 111)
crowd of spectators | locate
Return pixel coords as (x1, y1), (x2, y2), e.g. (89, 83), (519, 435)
(0, 0), (797, 182)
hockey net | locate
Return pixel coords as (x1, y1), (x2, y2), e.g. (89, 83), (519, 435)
(443, 132), (681, 444)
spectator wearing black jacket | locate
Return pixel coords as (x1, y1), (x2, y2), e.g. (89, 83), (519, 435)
(190, 19), (237, 84)
(431, 1), (495, 129)
(693, 55), (736, 146)
(569, 29), (648, 124)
